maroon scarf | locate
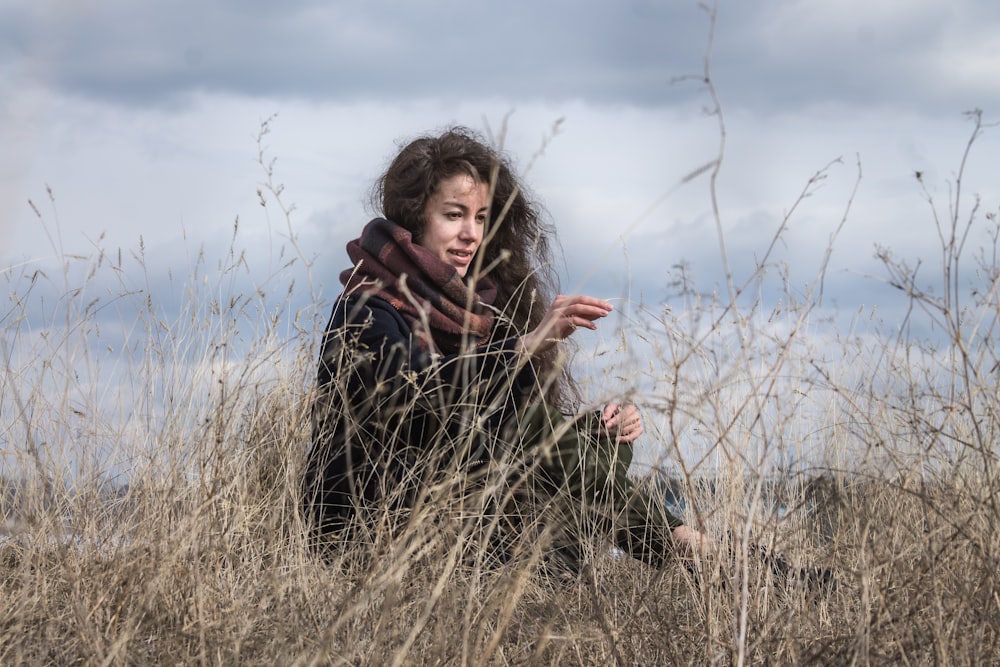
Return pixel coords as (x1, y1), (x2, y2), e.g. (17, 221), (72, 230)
(340, 218), (497, 354)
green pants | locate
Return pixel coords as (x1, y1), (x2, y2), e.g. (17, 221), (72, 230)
(502, 404), (684, 569)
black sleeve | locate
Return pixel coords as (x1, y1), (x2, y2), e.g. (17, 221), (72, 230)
(318, 295), (535, 430)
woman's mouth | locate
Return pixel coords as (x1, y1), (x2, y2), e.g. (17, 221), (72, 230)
(448, 249), (474, 265)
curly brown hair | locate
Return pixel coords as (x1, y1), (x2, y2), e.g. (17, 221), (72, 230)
(371, 126), (576, 409)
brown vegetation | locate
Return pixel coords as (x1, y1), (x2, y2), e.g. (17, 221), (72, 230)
(2, 87), (997, 667)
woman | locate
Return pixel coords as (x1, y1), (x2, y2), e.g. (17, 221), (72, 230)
(303, 127), (705, 568)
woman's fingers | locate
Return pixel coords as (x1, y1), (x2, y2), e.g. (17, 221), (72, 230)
(616, 423), (643, 443)
(615, 418), (643, 442)
(522, 295), (613, 354)
(602, 402), (643, 442)
(556, 295), (613, 318)
(604, 402), (640, 427)
(551, 295), (612, 333)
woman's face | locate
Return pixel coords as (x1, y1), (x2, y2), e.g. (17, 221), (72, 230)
(418, 173), (489, 277)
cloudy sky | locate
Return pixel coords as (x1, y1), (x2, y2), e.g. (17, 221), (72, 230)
(3, 0), (999, 367)
(2, 0), (999, 477)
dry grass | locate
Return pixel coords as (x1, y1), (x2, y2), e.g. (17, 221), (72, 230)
(3, 104), (998, 667)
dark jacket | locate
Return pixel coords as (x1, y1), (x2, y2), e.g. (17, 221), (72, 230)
(303, 293), (535, 535)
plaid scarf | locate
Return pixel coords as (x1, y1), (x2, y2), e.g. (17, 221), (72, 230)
(340, 218), (497, 354)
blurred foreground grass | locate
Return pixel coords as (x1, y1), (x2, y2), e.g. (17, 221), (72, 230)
(2, 118), (998, 666)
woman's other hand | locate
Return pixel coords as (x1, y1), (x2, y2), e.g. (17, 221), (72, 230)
(672, 525), (711, 557)
(601, 402), (643, 443)
(519, 295), (612, 355)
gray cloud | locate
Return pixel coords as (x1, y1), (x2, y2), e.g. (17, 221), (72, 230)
(10, 0), (996, 115)
(3, 1), (998, 340)
(4, 0), (708, 107)
(714, 1), (1000, 114)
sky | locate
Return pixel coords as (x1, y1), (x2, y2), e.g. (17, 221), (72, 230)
(2, 0), (999, 474)
(4, 0), (999, 310)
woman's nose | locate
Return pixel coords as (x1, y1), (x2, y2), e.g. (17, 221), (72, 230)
(459, 217), (479, 240)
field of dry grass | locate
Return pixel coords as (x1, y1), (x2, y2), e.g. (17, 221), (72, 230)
(2, 317), (998, 666)
(2, 113), (998, 665)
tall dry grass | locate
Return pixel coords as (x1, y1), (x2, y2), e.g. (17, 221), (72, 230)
(2, 85), (999, 667)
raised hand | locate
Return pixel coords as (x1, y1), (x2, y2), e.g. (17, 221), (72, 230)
(519, 295), (613, 355)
